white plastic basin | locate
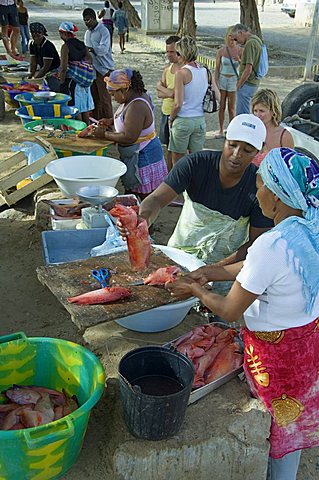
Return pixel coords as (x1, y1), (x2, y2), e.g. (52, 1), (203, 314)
(45, 155), (127, 198)
(115, 245), (206, 333)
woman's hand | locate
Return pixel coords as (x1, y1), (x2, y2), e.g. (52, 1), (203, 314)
(98, 118), (113, 128)
(165, 278), (196, 300)
(93, 126), (107, 139)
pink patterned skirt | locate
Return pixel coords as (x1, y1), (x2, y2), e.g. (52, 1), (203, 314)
(243, 319), (319, 458)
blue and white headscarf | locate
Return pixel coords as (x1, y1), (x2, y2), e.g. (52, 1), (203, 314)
(259, 147), (319, 314)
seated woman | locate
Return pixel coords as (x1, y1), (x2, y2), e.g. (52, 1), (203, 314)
(29, 22), (60, 92)
(58, 21), (94, 125)
(252, 89), (294, 167)
(93, 69), (168, 199)
(167, 147), (319, 480)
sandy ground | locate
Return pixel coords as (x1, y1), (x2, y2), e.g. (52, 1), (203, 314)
(0, 6), (318, 478)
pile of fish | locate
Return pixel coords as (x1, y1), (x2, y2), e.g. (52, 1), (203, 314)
(67, 266), (181, 305)
(172, 324), (243, 389)
(109, 204), (151, 271)
(0, 82), (41, 93)
(0, 385), (79, 430)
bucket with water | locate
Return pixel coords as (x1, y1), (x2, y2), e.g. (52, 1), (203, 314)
(118, 345), (194, 440)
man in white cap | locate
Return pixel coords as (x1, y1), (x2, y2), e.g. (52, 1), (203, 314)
(120, 114), (272, 284)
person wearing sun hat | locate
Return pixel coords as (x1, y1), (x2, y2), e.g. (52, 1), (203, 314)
(58, 21), (94, 125)
(167, 147), (319, 479)
(117, 114), (272, 292)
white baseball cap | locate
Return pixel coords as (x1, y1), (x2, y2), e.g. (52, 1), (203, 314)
(226, 114), (266, 150)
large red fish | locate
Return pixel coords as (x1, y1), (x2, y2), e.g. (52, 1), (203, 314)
(67, 286), (131, 305)
(110, 204), (151, 271)
(144, 266), (182, 286)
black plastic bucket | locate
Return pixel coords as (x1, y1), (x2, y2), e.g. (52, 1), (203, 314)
(118, 345), (195, 440)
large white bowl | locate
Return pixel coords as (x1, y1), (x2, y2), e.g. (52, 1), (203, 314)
(45, 155), (127, 198)
(115, 245), (206, 333)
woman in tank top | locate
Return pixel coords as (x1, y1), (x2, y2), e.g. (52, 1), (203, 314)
(252, 89), (294, 167)
(168, 36), (209, 166)
(58, 21), (94, 125)
(92, 69), (168, 198)
(214, 26), (242, 138)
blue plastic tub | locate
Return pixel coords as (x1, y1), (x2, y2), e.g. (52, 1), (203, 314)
(41, 228), (108, 265)
(14, 92), (72, 107)
(15, 104), (78, 125)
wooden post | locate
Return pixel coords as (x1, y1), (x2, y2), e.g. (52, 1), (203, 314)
(303, 0), (319, 81)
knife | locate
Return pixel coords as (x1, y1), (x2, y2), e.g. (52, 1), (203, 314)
(128, 280), (145, 286)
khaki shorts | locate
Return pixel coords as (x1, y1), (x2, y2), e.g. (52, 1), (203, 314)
(169, 116), (206, 154)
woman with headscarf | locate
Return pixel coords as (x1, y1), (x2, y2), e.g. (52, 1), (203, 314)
(93, 69), (168, 198)
(29, 22), (60, 91)
(166, 147), (319, 480)
(58, 21), (94, 125)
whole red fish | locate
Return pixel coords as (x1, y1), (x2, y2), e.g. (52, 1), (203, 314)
(144, 266), (182, 286)
(67, 286), (131, 305)
(110, 204), (151, 271)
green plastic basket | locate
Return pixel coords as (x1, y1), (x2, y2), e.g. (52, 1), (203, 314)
(24, 118), (87, 134)
(0, 332), (105, 479)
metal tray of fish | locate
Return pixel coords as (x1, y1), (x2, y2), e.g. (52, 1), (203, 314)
(164, 322), (244, 405)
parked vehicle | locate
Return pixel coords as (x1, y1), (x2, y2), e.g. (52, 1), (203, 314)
(281, 82), (319, 161)
(281, 0), (315, 18)
(281, 0), (297, 17)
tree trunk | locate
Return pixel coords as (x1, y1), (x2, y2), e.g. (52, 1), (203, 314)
(177, 0), (196, 38)
(112, 0), (141, 28)
(239, 0), (262, 38)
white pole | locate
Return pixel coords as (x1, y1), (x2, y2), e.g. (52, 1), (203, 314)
(303, 0), (319, 81)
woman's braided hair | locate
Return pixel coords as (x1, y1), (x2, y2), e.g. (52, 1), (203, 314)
(130, 70), (146, 94)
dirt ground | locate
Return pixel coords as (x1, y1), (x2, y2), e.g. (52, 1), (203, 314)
(0, 7), (318, 478)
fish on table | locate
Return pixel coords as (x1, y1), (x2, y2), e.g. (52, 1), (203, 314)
(67, 286), (132, 306)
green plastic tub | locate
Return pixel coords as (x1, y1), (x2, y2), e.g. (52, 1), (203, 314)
(24, 118), (87, 134)
(0, 332), (105, 479)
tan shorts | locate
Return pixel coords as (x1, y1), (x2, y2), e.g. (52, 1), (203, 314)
(168, 116), (206, 154)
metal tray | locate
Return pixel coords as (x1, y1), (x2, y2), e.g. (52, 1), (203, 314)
(164, 322), (244, 405)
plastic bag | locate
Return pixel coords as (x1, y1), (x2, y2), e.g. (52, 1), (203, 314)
(11, 141), (46, 180)
(90, 214), (127, 257)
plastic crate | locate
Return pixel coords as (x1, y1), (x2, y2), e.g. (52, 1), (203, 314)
(24, 118), (87, 134)
(15, 92), (71, 107)
(41, 228), (108, 265)
(16, 104), (78, 125)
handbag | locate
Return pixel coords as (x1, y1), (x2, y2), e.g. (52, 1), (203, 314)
(202, 65), (218, 114)
(226, 46), (239, 79)
(67, 60), (95, 88)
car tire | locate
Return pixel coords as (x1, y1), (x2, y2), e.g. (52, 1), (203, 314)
(288, 12), (295, 18)
(282, 83), (319, 120)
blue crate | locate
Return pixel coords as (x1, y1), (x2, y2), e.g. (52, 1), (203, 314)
(16, 104), (78, 125)
(41, 228), (108, 265)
